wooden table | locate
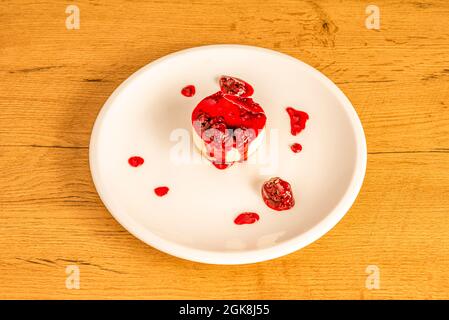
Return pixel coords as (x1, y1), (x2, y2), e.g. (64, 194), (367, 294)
(1, 0), (448, 299)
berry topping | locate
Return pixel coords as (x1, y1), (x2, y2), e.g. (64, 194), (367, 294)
(219, 75), (254, 97)
(261, 177), (295, 211)
(192, 90), (266, 168)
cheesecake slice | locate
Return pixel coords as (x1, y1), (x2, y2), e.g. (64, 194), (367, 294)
(191, 77), (266, 168)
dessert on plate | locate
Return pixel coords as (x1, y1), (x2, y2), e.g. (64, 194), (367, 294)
(191, 76), (267, 169)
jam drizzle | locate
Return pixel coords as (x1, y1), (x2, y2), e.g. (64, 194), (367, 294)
(234, 212), (260, 225)
(212, 162), (233, 170)
(154, 186), (169, 197)
(128, 156), (144, 167)
(286, 107), (309, 136)
(181, 85), (196, 97)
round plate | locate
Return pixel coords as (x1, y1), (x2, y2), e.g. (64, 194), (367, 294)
(89, 45), (367, 264)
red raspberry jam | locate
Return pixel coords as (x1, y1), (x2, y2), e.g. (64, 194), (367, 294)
(290, 143), (302, 153)
(261, 177), (295, 211)
(234, 212), (260, 225)
(128, 156), (144, 167)
(181, 85), (196, 97)
(286, 107), (309, 136)
(219, 75), (254, 97)
(154, 186), (169, 197)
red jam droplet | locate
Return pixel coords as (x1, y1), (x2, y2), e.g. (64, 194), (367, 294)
(181, 85), (196, 97)
(128, 156), (144, 167)
(219, 75), (254, 97)
(234, 212), (260, 225)
(261, 177), (295, 211)
(286, 107), (309, 136)
(154, 186), (169, 197)
(290, 143), (302, 153)
(192, 88), (266, 169)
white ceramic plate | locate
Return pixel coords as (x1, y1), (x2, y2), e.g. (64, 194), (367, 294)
(89, 45), (367, 264)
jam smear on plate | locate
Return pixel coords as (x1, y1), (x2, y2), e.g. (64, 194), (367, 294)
(290, 143), (302, 153)
(181, 85), (196, 97)
(128, 156), (144, 167)
(234, 212), (260, 225)
(286, 107), (309, 136)
(261, 177), (295, 211)
(154, 186), (169, 197)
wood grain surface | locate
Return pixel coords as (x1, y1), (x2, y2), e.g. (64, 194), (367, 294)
(1, 0), (449, 299)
